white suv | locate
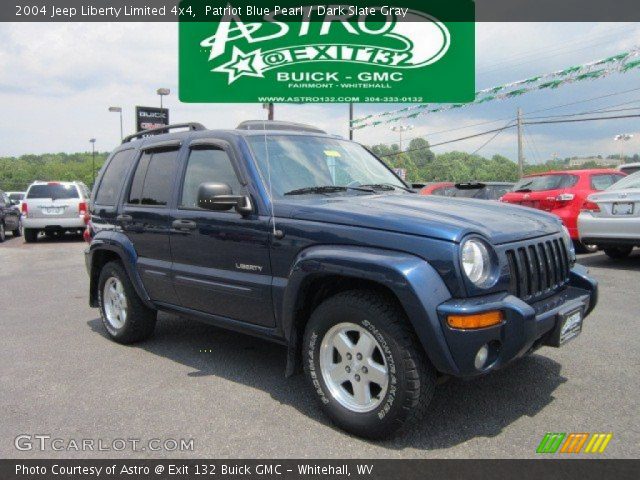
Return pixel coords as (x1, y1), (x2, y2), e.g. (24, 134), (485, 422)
(22, 181), (91, 242)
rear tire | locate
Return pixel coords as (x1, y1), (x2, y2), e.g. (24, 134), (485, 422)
(24, 229), (38, 243)
(98, 261), (157, 344)
(574, 240), (598, 254)
(0, 223), (5, 243)
(604, 246), (633, 259)
(302, 290), (436, 439)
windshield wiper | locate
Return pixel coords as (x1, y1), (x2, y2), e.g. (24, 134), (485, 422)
(284, 185), (374, 196)
(360, 183), (415, 193)
(514, 188), (532, 193)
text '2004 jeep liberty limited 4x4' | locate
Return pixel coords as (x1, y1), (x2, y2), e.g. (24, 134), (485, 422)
(85, 121), (597, 439)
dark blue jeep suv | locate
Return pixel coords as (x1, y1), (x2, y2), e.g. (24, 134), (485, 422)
(85, 121), (597, 439)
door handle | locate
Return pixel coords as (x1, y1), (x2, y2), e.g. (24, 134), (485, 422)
(116, 214), (133, 222)
(172, 219), (197, 231)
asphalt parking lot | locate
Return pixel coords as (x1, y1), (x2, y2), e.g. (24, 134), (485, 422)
(0, 234), (638, 459)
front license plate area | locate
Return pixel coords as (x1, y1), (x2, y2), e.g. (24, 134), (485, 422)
(548, 308), (583, 347)
(612, 202), (634, 215)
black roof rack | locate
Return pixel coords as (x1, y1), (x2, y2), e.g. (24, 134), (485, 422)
(236, 120), (326, 134)
(122, 123), (206, 144)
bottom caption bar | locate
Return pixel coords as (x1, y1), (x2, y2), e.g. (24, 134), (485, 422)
(2, 459), (638, 480)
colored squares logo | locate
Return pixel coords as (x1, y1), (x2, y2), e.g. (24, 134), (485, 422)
(537, 433), (613, 454)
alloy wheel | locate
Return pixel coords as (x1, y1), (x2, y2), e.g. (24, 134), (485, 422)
(103, 277), (128, 329)
(319, 322), (389, 413)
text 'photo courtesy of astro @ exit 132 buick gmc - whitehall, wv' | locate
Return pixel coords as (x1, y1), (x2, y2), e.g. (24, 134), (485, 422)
(84, 120), (597, 439)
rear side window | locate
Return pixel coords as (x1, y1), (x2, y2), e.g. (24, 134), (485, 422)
(94, 150), (135, 205)
(590, 174), (625, 191)
(512, 174), (577, 192)
(27, 184), (79, 199)
(180, 148), (242, 209)
(128, 149), (179, 206)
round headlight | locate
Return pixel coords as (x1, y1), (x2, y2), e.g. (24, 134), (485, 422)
(461, 238), (492, 286)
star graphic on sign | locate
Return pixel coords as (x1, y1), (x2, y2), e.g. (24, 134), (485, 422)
(213, 47), (264, 84)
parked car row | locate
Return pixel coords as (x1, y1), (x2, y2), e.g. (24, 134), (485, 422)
(501, 169), (625, 253)
(419, 182), (514, 200)
(418, 168), (638, 259)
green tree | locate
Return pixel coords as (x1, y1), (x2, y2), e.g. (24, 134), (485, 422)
(406, 138), (435, 168)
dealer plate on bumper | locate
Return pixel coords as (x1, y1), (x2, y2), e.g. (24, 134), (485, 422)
(547, 308), (584, 347)
(558, 309), (583, 346)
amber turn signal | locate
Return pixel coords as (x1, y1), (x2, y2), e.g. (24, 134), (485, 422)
(447, 311), (504, 329)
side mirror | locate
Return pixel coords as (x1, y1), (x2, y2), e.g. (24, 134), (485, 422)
(197, 182), (252, 215)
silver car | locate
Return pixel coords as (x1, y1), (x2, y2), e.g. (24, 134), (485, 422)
(21, 181), (91, 243)
(578, 171), (640, 259)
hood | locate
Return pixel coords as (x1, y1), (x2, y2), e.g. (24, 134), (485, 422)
(276, 194), (561, 244)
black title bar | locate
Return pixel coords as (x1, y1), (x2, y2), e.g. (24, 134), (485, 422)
(3, 0), (640, 22)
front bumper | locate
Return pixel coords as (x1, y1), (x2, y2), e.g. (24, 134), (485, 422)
(436, 264), (597, 377)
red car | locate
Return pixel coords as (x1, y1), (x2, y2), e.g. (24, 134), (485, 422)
(419, 182), (455, 196)
(501, 169), (626, 252)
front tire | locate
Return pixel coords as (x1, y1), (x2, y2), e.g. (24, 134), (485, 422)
(0, 223), (5, 243)
(604, 246), (633, 259)
(302, 290), (436, 439)
(98, 261), (157, 344)
(13, 221), (22, 237)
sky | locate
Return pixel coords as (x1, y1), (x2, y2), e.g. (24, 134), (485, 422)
(1, 21), (640, 163)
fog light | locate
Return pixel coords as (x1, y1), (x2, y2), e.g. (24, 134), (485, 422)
(474, 344), (489, 370)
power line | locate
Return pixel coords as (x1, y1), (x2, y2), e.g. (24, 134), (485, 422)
(380, 125), (516, 157)
(477, 25), (640, 75)
(477, 27), (640, 78)
(386, 86), (640, 147)
(469, 119), (515, 156)
(525, 113), (640, 126)
(379, 113), (640, 158)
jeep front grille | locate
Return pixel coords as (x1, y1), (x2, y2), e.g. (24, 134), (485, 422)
(506, 237), (571, 301)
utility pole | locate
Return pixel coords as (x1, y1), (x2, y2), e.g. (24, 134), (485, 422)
(89, 138), (96, 187)
(517, 107), (524, 177)
(349, 102), (354, 140)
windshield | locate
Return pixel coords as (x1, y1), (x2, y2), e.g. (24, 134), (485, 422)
(452, 187), (485, 199)
(607, 171), (640, 190)
(512, 174), (577, 192)
(27, 184), (79, 199)
(620, 165), (640, 175)
(246, 135), (405, 199)
(9, 193), (24, 201)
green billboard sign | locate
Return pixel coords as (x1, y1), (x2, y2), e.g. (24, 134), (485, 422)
(179, 1), (475, 103)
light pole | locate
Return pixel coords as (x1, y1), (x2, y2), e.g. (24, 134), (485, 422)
(108, 106), (123, 141)
(89, 138), (96, 187)
(262, 102), (274, 120)
(157, 88), (170, 109)
(614, 134), (633, 164)
(390, 125), (414, 151)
